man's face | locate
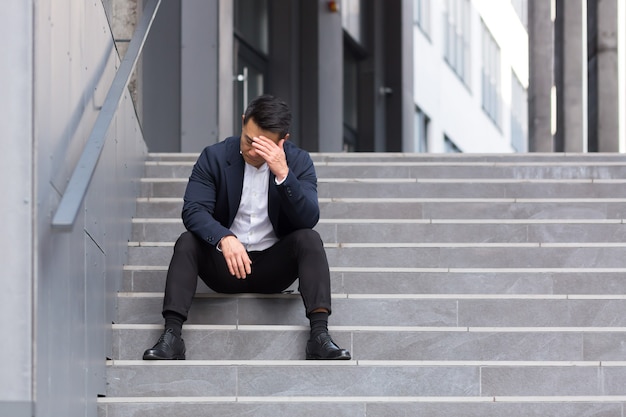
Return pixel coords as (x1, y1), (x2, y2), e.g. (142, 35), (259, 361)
(240, 118), (283, 167)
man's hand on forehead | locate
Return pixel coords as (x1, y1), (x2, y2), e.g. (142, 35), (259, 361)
(252, 136), (289, 181)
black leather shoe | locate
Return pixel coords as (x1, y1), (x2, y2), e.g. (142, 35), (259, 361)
(306, 332), (351, 360)
(143, 328), (186, 360)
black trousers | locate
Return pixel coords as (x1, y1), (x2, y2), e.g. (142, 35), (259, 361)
(162, 229), (332, 320)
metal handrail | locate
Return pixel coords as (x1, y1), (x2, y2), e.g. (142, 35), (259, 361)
(52, 0), (161, 230)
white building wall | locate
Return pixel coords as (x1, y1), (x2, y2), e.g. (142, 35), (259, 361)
(414, 0), (528, 153)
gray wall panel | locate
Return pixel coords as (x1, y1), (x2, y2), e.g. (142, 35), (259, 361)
(0, 403), (34, 417)
(0, 0), (34, 406)
(27, 1), (148, 416)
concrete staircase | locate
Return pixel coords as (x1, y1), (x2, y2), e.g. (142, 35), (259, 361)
(99, 152), (626, 416)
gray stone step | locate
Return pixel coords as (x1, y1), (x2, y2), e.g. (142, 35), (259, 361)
(146, 152), (626, 163)
(131, 219), (626, 243)
(112, 327), (626, 361)
(126, 244), (626, 268)
(98, 400), (626, 417)
(308, 152), (626, 163)
(144, 160), (626, 179)
(104, 361), (626, 397)
(139, 178), (626, 199)
(114, 293), (626, 328)
(134, 197), (626, 219)
(122, 268), (626, 295)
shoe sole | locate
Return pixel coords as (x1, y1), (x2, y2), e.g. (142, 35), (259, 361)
(142, 354), (186, 360)
(305, 353), (351, 360)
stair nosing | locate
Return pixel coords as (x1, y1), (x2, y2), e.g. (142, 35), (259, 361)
(127, 241), (626, 248)
(141, 177), (626, 184)
(105, 359), (618, 367)
(131, 218), (625, 224)
(135, 197), (626, 203)
(122, 265), (626, 273)
(96, 394), (626, 404)
(111, 323), (626, 333)
(115, 291), (626, 301)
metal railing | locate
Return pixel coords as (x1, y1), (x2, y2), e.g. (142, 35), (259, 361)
(52, 0), (161, 230)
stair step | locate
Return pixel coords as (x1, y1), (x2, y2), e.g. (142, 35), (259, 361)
(308, 153), (626, 163)
(112, 326), (626, 361)
(139, 178), (626, 199)
(134, 197), (626, 219)
(114, 293), (626, 327)
(122, 268), (626, 295)
(103, 360), (626, 397)
(131, 218), (626, 243)
(126, 244), (626, 268)
(144, 160), (626, 179)
(146, 152), (626, 163)
(98, 398), (626, 417)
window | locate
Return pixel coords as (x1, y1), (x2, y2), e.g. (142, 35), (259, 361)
(414, 106), (430, 152)
(234, 0), (268, 54)
(481, 20), (501, 127)
(342, 0), (362, 44)
(443, 0), (471, 86)
(444, 135), (462, 153)
(511, 0), (528, 29)
(511, 71), (528, 152)
(414, 0), (431, 37)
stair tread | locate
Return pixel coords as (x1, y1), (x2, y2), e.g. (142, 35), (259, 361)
(105, 361), (626, 397)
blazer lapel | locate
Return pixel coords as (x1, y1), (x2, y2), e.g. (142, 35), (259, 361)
(224, 137), (244, 226)
(267, 172), (279, 230)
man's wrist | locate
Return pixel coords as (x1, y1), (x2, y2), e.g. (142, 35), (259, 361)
(216, 235), (234, 252)
(275, 170), (288, 185)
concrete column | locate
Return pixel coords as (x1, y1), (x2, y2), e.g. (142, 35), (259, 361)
(555, 0), (586, 152)
(300, 1), (343, 152)
(142, 0), (182, 152)
(528, 0), (554, 152)
(181, 0), (219, 151)
(317, 1), (343, 152)
(218, 0), (234, 141)
(400, 0), (415, 153)
(596, 0), (619, 152)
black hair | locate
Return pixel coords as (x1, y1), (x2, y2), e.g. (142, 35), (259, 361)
(243, 94), (291, 138)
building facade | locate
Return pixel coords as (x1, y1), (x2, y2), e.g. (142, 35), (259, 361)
(412, 0), (530, 153)
(110, 0), (537, 155)
(102, 0), (626, 156)
(108, 0), (415, 153)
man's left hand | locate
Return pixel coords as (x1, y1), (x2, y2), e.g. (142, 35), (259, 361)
(252, 136), (289, 182)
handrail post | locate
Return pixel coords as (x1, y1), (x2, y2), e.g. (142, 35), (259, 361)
(51, 0), (161, 230)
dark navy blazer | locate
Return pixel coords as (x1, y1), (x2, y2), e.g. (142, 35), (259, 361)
(181, 136), (320, 246)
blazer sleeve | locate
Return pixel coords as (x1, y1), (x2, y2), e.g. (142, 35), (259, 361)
(181, 146), (234, 246)
(272, 144), (320, 231)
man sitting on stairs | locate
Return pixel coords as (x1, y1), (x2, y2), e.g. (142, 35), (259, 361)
(143, 94), (351, 361)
